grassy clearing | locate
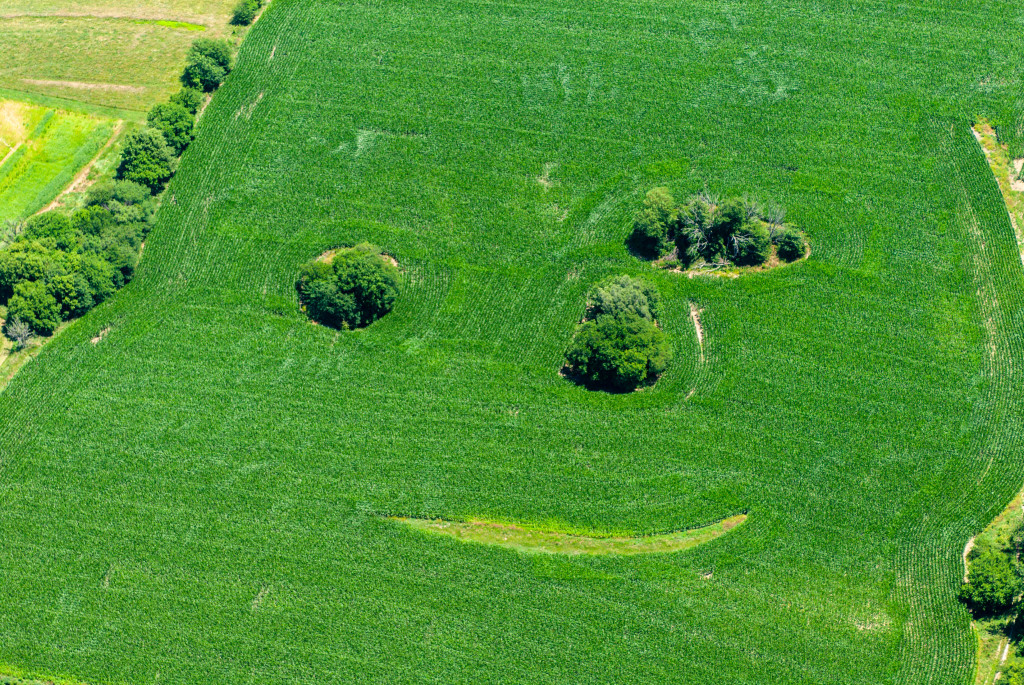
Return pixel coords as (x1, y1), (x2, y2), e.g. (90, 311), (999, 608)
(0, 101), (115, 223)
(395, 514), (747, 555)
(0, 16), (222, 111)
(0, 0), (1023, 684)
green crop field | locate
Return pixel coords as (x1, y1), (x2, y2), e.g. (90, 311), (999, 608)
(0, 100), (114, 225)
(1, 0), (1023, 683)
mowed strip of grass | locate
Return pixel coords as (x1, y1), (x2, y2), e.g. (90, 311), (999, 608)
(0, 0), (1023, 684)
(0, 15), (219, 111)
(0, 102), (114, 223)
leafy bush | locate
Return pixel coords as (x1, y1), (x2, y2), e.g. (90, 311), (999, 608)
(232, 0), (261, 25)
(117, 128), (176, 193)
(629, 187), (677, 257)
(958, 540), (1021, 616)
(170, 88), (205, 115)
(182, 39), (234, 91)
(7, 280), (60, 335)
(147, 103), (195, 156)
(22, 212), (77, 251)
(677, 195), (727, 264)
(728, 220), (772, 266)
(999, 661), (1024, 685)
(295, 244), (399, 329)
(586, 274), (660, 321)
(775, 226), (808, 262)
(565, 276), (671, 391)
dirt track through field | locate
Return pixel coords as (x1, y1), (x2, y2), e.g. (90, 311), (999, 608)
(40, 120), (123, 214)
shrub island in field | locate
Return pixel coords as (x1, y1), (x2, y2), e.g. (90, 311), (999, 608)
(296, 243), (399, 329)
(630, 187), (808, 271)
(563, 275), (672, 392)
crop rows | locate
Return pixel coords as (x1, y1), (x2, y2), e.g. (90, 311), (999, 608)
(0, 0), (1023, 683)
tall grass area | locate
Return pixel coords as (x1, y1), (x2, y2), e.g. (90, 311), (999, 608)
(0, 104), (114, 224)
(0, 0), (1023, 683)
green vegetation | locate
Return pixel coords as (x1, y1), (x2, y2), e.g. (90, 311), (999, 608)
(631, 189), (807, 270)
(231, 0), (264, 26)
(169, 88), (204, 115)
(295, 243), (399, 329)
(0, 185), (153, 335)
(395, 513), (748, 555)
(0, 1), (1023, 684)
(115, 128), (176, 192)
(564, 276), (671, 391)
(146, 103), (194, 155)
(0, 102), (115, 223)
(182, 39), (234, 92)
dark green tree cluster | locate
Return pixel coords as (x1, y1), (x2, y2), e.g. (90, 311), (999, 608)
(182, 38), (234, 92)
(0, 182), (154, 335)
(231, 0), (265, 25)
(295, 243), (399, 329)
(564, 276), (672, 392)
(629, 188), (808, 268)
(959, 534), (1023, 617)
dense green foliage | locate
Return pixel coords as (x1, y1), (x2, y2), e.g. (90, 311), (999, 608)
(116, 128), (176, 192)
(632, 188), (807, 269)
(169, 87), (205, 115)
(959, 536), (1023, 616)
(295, 244), (399, 329)
(629, 187), (677, 257)
(182, 38), (233, 92)
(0, 185), (152, 335)
(565, 276), (671, 391)
(0, 1), (1023, 685)
(1000, 662), (1024, 685)
(146, 103), (195, 156)
(232, 0), (262, 26)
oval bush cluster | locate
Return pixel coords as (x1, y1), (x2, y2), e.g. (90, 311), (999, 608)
(630, 187), (808, 270)
(564, 275), (672, 392)
(295, 243), (399, 329)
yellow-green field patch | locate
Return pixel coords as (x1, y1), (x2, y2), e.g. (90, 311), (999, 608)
(393, 514), (747, 555)
(0, 101), (115, 223)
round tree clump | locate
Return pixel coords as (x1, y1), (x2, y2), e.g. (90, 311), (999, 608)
(774, 226), (808, 262)
(295, 243), (399, 329)
(565, 275), (672, 392)
(958, 541), (1020, 616)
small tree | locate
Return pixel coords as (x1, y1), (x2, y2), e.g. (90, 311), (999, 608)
(775, 226), (807, 262)
(587, 274), (660, 321)
(190, 38), (234, 72)
(182, 54), (226, 92)
(147, 103), (195, 156)
(999, 661), (1024, 685)
(4, 317), (32, 351)
(629, 187), (677, 258)
(296, 244), (399, 329)
(117, 128), (176, 193)
(170, 88), (204, 115)
(6, 280), (60, 335)
(231, 0), (261, 25)
(565, 312), (672, 391)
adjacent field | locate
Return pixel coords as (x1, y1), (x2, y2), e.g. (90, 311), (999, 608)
(0, 1), (237, 111)
(0, 100), (115, 225)
(0, 0), (1023, 683)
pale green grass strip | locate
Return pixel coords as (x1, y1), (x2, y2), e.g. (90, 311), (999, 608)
(393, 514), (747, 555)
